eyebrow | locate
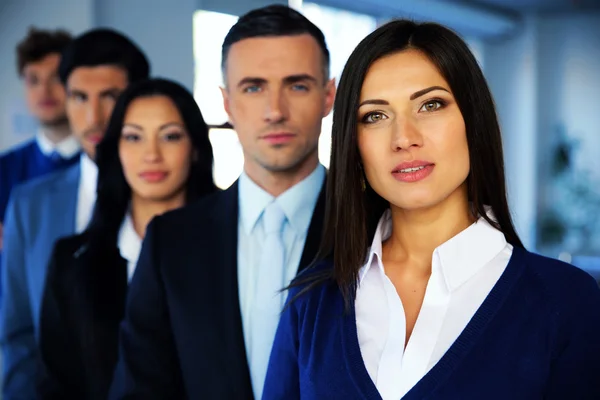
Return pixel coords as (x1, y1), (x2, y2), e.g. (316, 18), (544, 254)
(123, 122), (185, 131)
(67, 87), (123, 98)
(409, 86), (449, 100)
(358, 86), (450, 108)
(236, 74), (318, 89)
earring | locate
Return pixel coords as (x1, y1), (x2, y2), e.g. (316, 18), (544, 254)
(360, 176), (366, 192)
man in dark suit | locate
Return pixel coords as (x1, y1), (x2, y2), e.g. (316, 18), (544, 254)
(109, 5), (335, 399)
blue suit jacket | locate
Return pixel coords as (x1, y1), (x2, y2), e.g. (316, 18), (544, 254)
(0, 163), (80, 399)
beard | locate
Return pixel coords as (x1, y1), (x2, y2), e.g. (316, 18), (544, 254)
(40, 113), (69, 128)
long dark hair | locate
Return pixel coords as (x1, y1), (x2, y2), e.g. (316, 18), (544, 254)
(296, 20), (524, 309)
(87, 77), (218, 246)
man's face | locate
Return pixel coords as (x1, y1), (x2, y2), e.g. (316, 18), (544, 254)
(65, 65), (128, 159)
(22, 53), (67, 126)
(221, 34), (335, 178)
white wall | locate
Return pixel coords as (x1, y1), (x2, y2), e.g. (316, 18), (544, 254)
(94, 0), (198, 91)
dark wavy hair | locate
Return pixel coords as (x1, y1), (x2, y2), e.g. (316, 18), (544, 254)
(294, 19), (524, 309)
(87, 78), (218, 245)
(16, 27), (72, 76)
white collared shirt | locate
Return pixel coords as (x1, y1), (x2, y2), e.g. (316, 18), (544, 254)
(356, 209), (513, 400)
(237, 164), (325, 399)
(36, 130), (80, 159)
(75, 154), (98, 233)
(117, 213), (142, 281)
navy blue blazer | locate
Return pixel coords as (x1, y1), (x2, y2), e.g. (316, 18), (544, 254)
(109, 180), (326, 399)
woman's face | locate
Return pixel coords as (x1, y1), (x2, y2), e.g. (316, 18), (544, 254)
(119, 95), (194, 204)
(357, 49), (470, 212)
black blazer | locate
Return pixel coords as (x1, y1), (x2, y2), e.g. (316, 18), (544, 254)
(108, 179), (326, 399)
(38, 232), (128, 400)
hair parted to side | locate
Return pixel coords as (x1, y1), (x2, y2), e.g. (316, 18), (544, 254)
(292, 19), (524, 310)
(58, 28), (150, 85)
(86, 78), (218, 247)
(221, 4), (330, 82)
(16, 27), (72, 76)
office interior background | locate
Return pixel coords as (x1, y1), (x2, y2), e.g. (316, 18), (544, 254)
(0, 0), (599, 277)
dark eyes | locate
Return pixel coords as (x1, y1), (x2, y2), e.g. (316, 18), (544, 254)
(122, 133), (140, 142)
(121, 132), (185, 142)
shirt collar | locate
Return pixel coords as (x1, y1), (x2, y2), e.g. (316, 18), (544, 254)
(238, 164), (326, 235)
(436, 209), (507, 291)
(118, 212), (142, 265)
(80, 153), (98, 198)
(36, 130), (80, 158)
(359, 207), (507, 291)
(359, 209), (392, 284)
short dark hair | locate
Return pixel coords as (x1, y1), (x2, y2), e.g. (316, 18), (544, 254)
(16, 27), (72, 76)
(88, 78), (218, 245)
(221, 4), (330, 81)
(58, 28), (150, 85)
(297, 19), (524, 308)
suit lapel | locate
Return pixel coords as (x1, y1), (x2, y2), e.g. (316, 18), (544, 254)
(206, 182), (254, 397)
(70, 237), (128, 388)
(83, 241), (128, 322)
(297, 178), (327, 272)
(47, 164), (79, 235)
(191, 178), (325, 398)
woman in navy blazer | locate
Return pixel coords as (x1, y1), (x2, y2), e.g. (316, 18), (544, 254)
(37, 78), (218, 400)
(263, 19), (600, 400)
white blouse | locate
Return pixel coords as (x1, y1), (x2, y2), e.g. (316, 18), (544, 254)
(117, 213), (142, 282)
(355, 209), (513, 399)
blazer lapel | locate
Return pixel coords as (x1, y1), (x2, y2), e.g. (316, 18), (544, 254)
(83, 241), (128, 322)
(206, 182), (254, 397)
(47, 164), (79, 236)
(73, 238), (128, 391)
(297, 178), (327, 272)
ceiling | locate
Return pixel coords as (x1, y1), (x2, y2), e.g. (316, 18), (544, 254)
(448, 0), (600, 13)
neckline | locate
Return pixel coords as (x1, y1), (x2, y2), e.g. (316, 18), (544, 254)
(341, 246), (527, 399)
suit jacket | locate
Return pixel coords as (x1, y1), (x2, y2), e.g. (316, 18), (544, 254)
(0, 163), (80, 399)
(38, 233), (128, 400)
(109, 179), (326, 399)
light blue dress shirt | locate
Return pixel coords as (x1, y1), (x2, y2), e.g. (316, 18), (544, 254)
(237, 164), (325, 398)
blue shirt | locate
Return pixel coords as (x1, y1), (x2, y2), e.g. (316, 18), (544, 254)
(237, 164), (325, 398)
(263, 246), (600, 400)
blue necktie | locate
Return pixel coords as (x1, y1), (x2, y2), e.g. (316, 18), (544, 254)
(249, 201), (286, 399)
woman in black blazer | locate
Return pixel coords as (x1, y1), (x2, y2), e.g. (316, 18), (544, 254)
(37, 78), (218, 399)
